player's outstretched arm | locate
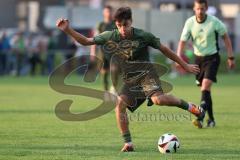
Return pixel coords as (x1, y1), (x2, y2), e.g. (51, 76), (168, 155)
(159, 44), (200, 75)
(222, 33), (235, 69)
(56, 18), (95, 46)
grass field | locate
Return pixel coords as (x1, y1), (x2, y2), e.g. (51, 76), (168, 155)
(0, 74), (240, 160)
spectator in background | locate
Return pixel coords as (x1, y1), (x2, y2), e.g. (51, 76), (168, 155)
(11, 31), (27, 76)
(0, 31), (11, 75)
(46, 31), (57, 74)
(27, 33), (42, 76)
(64, 38), (77, 74)
(37, 33), (48, 75)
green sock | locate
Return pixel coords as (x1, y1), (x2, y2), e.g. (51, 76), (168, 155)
(177, 99), (189, 110)
(122, 132), (132, 143)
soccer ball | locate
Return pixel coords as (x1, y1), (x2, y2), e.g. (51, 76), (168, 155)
(158, 133), (180, 154)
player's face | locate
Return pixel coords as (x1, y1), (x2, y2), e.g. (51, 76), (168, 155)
(115, 19), (132, 39)
(194, 2), (207, 21)
(103, 8), (112, 21)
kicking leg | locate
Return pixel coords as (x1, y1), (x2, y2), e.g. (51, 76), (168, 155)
(150, 91), (205, 127)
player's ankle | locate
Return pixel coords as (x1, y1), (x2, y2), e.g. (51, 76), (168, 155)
(122, 132), (132, 144)
(125, 142), (133, 146)
(187, 103), (194, 111)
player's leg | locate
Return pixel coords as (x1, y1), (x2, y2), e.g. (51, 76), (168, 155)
(102, 69), (109, 90)
(101, 55), (111, 91)
(150, 91), (205, 120)
(201, 78), (215, 127)
(115, 95), (134, 152)
(102, 57), (111, 100)
(197, 54), (220, 127)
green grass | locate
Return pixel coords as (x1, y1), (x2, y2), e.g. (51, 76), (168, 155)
(0, 74), (240, 160)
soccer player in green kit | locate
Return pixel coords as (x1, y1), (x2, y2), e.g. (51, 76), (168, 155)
(90, 5), (117, 100)
(177, 0), (235, 128)
(56, 7), (204, 152)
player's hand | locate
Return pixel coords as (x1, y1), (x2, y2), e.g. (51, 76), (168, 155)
(56, 18), (69, 32)
(227, 59), (235, 69)
(184, 64), (200, 75)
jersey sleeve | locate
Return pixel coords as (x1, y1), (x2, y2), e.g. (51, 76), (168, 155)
(180, 19), (192, 41)
(145, 32), (161, 49)
(215, 18), (227, 36)
(93, 31), (112, 45)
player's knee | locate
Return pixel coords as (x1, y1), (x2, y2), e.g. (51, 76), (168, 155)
(202, 84), (211, 90)
(151, 96), (165, 106)
(115, 97), (127, 112)
(201, 86), (210, 91)
(201, 79), (212, 91)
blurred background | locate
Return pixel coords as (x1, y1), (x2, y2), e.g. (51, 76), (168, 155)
(0, 0), (239, 77)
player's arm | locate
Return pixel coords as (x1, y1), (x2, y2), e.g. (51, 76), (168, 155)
(177, 40), (186, 58)
(216, 18), (235, 69)
(56, 18), (95, 46)
(159, 44), (199, 75)
(222, 33), (235, 69)
(177, 19), (191, 59)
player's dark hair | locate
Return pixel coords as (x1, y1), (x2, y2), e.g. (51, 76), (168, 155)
(104, 5), (113, 11)
(194, 0), (208, 6)
(113, 7), (132, 22)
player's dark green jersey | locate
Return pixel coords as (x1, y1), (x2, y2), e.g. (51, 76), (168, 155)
(93, 27), (161, 62)
(96, 21), (116, 61)
(93, 27), (161, 81)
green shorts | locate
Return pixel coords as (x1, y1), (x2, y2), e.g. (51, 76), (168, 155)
(120, 70), (163, 112)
